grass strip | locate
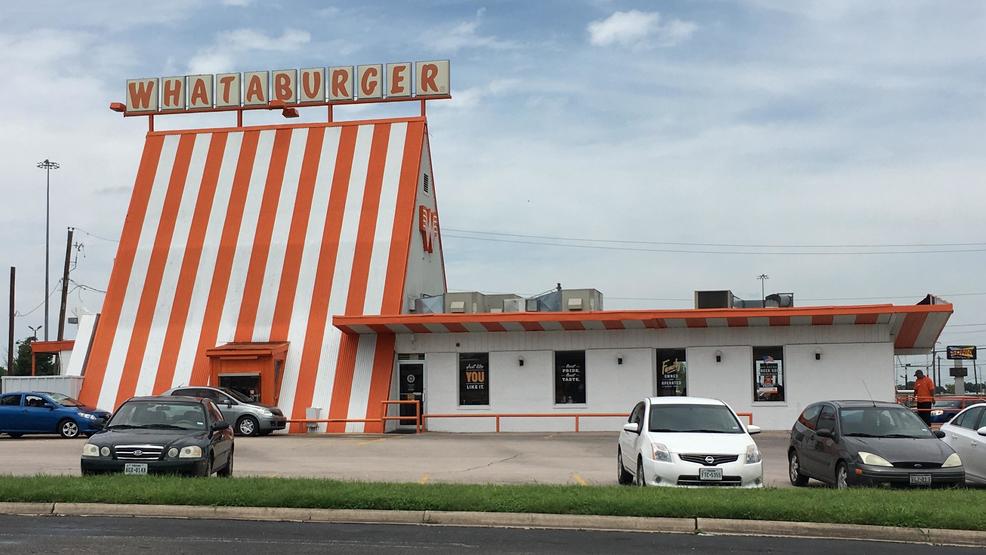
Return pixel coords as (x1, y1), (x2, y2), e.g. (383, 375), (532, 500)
(1, 475), (983, 531)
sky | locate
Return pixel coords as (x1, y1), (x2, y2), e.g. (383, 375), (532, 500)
(1, 0), (984, 382)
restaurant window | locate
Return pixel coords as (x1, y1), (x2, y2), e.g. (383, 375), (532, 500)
(656, 349), (687, 396)
(555, 351), (586, 404)
(458, 352), (490, 406)
(753, 346), (785, 402)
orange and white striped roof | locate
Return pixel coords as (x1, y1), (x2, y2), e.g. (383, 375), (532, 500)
(78, 117), (439, 430)
(334, 302), (952, 354)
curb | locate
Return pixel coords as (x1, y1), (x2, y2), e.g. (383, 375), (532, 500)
(0, 502), (983, 547)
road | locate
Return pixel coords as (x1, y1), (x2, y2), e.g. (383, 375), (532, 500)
(0, 515), (975, 554)
(0, 431), (800, 487)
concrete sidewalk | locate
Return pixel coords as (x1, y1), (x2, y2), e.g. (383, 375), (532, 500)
(0, 430), (800, 487)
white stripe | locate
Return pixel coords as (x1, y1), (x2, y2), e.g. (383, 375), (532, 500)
(310, 124), (375, 429)
(253, 128), (308, 340)
(277, 126), (341, 420)
(362, 122), (407, 315)
(97, 135), (179, 409)
(215, 130), (275, 344)
(171, 133), (243, 388)
(346, 334), (378, 433)
(132, 133), (209, 396)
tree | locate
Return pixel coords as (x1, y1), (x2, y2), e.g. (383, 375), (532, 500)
(10, 336), (54, 376)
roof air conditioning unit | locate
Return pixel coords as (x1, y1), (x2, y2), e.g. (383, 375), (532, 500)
(567, 298), (584, 311)
(449, 300), (465, 313)
(525, 298), (540, 312)
(503, 298), (525, 312)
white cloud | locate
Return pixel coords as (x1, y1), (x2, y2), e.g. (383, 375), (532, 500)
(587, 10), (696, 48)
(221, 0), (254, 6)
(187, 28), (311, 73)
(425, 8), (517, 52)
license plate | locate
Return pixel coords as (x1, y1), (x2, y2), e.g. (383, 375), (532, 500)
(124, 463), (148, 476)
(909, 474), (932, 486)
(699, 468), (723, 481)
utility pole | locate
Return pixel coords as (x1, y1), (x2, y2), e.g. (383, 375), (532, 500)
(6, 267), (13, 376)
(57, 227), (74, 342)
(756, 274), (769, 307)
(37, 159), (60, 341)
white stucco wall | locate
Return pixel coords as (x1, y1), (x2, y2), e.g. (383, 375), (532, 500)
(392, 324), (898, 432)
(401, 134), (446, 311)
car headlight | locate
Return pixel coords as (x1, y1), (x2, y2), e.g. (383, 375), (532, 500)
(79, 413), (97, 420)
(167, 448), (179, 458)
(651, 442), (672, 463)
(931, 410), (944, 417)
(100, 446), (111, 457)
(259, 409), (273, 417)
(943, 453), (962, 468)
(82, 443), (100, 457)
(178, 446), (203, 459)
(745, 444), (762, 464)
(859, 451), (893, 467)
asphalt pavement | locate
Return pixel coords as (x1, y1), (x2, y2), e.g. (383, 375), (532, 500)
(0, 430), (801, 487)
(0, 515), (976, 554)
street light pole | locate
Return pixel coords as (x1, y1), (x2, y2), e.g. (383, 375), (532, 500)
(756, 274), (769, 307)
(37, 159), (59, 341)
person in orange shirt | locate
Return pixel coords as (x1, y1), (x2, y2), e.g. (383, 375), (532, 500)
(913, 370), (936, 425)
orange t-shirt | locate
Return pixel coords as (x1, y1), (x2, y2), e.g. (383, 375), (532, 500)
(913, 376), (935, 403)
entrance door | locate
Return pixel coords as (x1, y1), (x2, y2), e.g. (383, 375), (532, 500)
(398, 363), (424, 428)
(219, 374), (262, 403)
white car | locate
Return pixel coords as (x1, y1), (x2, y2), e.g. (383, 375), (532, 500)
(617, 397), (764, 488)
(939, 402), (986, 485)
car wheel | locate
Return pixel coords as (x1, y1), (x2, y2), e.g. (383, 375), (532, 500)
(617, 449), (632, 485)
(788, 451), (809, 487)
(236, 416), (259, 436)
(835, 462), (850, 489)
(217, 449), (234, 478)
(635, 457), (647, 487)
(58, 419), (80, 439)
(199, 455), (214, 477)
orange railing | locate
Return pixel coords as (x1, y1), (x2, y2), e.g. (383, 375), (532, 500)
(422, 412), (630, 433)
(381, 400), (423, 433)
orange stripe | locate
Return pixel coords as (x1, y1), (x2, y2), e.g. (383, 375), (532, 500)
(362, 333), (395, 433)
(327, 123), (392, 431)
(727, 317), (747, 327)
(269, 127), (326, 341)
(602, 320), (624, 330)
(811, 315), (834, 326)
(325, 333), (359, 433)
(482, 321), (507, 332)
(521, 321), (544, 331)
(233, 128), (293, 341)
(379, 121), (425, 312)
(855, 313), (879, 325)
(152, 132), (228, 394)
(685, 318), (707, 328)
(77, 135), (165, 407)
(187, 131), (260, 386)
(769, 316), (790, 326)
(445, 322), (468, 332)
(369, 324), (393, 334)
(406, 323), (430, 333)
(114, 134), (197, 407)
(289, 126), (357, 429)
(560, 320), (585, 331)
(895, 312), (929, 349)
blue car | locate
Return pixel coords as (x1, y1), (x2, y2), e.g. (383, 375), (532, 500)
(0, 391), (112, 439)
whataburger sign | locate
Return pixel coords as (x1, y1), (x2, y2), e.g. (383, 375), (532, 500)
(125, 60), (450, 113)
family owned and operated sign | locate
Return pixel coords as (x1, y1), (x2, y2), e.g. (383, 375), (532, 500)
(125, 60), (450, 113)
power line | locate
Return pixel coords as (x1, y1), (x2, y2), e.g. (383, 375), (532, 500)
(73, 227), (119, 243)
(442, 233), (986, 256)
(443, 227), (986, 249)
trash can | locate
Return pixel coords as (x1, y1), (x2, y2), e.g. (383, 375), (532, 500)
(305, 407), (322, 433)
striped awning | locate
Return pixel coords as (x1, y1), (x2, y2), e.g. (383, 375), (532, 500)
(333, 302), (952, 354)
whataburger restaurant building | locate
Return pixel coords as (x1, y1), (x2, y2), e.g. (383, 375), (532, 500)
(70, 60), (953, 432)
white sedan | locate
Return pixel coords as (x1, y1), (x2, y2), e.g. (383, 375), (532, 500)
(939, 402), (986, 485)
(617, 397), (764, 488)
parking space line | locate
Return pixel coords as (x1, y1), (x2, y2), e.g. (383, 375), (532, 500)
(356, 438), (388, 446)
(571, 473), (587, 486)
(418, 474), (430, 485)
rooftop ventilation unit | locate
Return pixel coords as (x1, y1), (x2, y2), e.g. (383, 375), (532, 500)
(694, 290), (735, 309)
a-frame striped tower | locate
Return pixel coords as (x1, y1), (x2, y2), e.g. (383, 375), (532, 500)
(77, 116), (446, 432)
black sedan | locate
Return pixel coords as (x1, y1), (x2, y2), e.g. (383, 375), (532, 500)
(81, 396), (234, 477)
(788, 400), (964, 488)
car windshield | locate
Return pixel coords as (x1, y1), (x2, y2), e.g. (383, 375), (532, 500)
(219, 387), (253, 403)
(839, 407), (934, 438)
(648, 404), (744, 434)
(44, 392), (81, 406)
(107, 401), (207, 431)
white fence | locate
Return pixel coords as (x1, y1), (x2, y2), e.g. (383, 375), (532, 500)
(1, 376), (85, 398)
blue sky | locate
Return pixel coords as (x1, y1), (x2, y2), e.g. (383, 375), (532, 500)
(1, 1), (985, 379)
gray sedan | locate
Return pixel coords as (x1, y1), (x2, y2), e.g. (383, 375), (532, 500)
(163, 386), (287, 436)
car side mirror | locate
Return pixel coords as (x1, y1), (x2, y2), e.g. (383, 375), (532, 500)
(816, 428), (834, 439)
(934, 430), (946, 439)
(623, 422), (640, 434)
(747, 425), (761, 435)
(211, 421), (231, 432)
(978, 426), (986, 437)
(223, 400), (233, 407)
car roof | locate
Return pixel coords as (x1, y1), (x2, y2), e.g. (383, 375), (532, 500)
(646, 396), (725, 406)
(125, 395), (207, 404)
(824, 400), (902, 408)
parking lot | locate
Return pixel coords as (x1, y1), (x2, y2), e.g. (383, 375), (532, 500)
(0, 431), (799, 487)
